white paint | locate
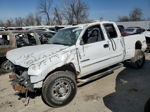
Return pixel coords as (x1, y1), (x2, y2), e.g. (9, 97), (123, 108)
(145, 31), (150, 38)
(6, 21), (148, 88)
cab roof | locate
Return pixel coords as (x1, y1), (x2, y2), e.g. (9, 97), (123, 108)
(62, 21), (115, 30)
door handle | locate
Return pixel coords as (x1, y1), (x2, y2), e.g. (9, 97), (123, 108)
(104, 44), (109, 48)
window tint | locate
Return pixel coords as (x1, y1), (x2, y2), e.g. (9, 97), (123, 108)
(136, 29), (142, 34)
(104, 24), (118, 38)
(82, 25), (104, 44)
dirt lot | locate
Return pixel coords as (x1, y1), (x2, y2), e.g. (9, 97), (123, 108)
(0, 53), (150, 112)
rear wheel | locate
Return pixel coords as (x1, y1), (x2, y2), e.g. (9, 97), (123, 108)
(42, 71), (77, 107)
(130, 50), (145, 68)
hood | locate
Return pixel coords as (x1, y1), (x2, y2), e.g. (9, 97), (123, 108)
(7, 44), (68, 68)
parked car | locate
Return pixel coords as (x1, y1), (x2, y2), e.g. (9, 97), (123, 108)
(0, 27), (4, 31)
(125, 27), (145, 35)
(0, 30), (55, 73)
(14, 30), (56, 45)
(0, 31), (17, 73)
(7, 21), (147, 107)
(145, 28), (150, 52)
(4, 27), (24, 31)
(23, 26), (65, 32)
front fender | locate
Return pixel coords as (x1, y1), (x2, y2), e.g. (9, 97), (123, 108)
(28, 47), (80, 84)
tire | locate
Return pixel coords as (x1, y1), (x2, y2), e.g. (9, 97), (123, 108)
(130, 50), (145, 69)
(1, 60), (15, 73)
(145, 98), (150, 112)
(42, 71), (77, 107)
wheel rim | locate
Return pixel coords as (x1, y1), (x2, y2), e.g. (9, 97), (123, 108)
(136, 52), (144, 66)
(51, 79), (71, 101)
(2, 61), (14, 72)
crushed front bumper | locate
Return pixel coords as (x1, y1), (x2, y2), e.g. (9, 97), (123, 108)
(9, 72), (34, 93)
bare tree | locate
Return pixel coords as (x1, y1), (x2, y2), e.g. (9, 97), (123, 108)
(53, 7), (63, 25)
(72, 0), (88, 24)
(62, 0), (89, 24)
(15, 17), (24, 27)
(35, 14), (42, 25)
(129, 8), (143, 21)
(63, 4), (74, 24)
(0, 14), (42, 27)
(118, 16), (130, 22)
(118, 8), (143, 22)
(0, 0), (89, 26)
(24, 13), (35, 26)
(5, 19), (14, 27)
(0, 20), (4, 27)
(38, 0), (53, 25)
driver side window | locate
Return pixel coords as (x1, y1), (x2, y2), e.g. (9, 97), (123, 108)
(81, 25), (104, 44)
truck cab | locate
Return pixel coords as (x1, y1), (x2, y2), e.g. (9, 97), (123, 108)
(76, 22), (125, 77)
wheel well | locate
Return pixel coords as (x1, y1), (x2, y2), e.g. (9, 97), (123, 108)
(0, 56), (7, 65)
(44, 63), (78, 82)
(135, 41), (142, 49)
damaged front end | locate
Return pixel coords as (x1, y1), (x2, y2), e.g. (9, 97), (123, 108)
(9, 66), (34, 93)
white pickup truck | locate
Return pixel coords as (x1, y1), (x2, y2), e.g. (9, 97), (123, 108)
(145, 29), (150, 52)
(7, 21), (147, 107)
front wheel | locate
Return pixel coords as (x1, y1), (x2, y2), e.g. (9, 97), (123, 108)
(42, 71), (77, 107)
(130, 50), (145, 68)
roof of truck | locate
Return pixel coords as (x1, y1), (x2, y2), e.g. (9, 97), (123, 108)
(62, 21), (114, 30)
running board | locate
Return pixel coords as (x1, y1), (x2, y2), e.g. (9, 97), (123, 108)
(77, 63), (123, 86)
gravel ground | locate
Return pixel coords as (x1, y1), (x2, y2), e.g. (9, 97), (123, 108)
(0, 53), (150, 112)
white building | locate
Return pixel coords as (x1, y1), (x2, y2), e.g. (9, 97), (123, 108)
(116, 21), (150, 29)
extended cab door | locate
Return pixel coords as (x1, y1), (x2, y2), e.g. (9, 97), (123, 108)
(102, 23), (125, 64)
(77, 24), (115, 76)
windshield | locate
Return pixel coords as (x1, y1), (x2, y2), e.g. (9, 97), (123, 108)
(37, 32), (55, 44)
(48, 27), (82, 46)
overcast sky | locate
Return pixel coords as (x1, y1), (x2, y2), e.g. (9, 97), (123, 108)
(0, 0), (150, 21)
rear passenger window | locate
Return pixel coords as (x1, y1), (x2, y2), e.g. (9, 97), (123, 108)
(82, 25), (104, 44)
(104, 24), (118, 38)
